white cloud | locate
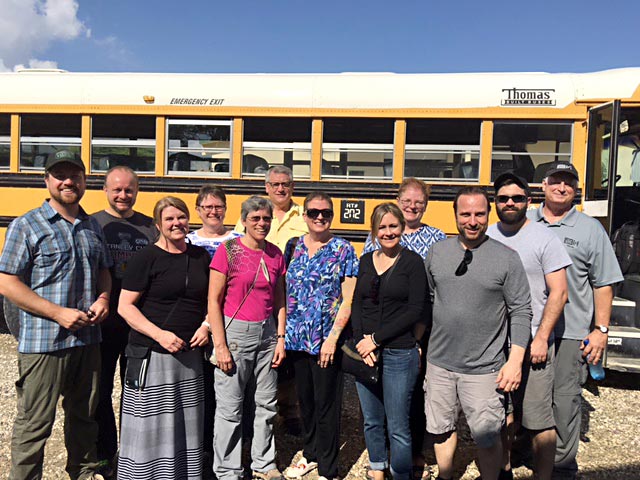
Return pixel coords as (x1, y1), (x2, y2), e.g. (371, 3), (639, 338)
(14, 59), (60, 71)
(94, 35), (134, 66)
(0, 0), (87, 70)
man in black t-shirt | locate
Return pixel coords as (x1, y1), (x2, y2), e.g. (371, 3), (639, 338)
(92, 166), (157, 477)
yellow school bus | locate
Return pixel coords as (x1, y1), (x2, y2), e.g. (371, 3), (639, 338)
(0, 67), (636, 243)
(1, 68), (639, 370)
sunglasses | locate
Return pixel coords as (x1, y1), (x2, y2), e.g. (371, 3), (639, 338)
(246, 215), (272, 223)
(455, 249), (473, 276)
(370, 275), (381, 305)
(306, 208), (334, 219)
(496, 195), (527, 204)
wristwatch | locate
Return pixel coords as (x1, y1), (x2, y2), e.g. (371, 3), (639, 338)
(595, 324), (609, 334)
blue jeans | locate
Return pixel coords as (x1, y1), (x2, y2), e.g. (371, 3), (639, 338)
(356, 347), (419, 480)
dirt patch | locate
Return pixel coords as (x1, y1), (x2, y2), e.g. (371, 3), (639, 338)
(0, 334), (638, 479)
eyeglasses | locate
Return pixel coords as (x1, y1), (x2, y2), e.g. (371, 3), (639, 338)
(399, 198), (426, 209)
(496, 195), (527, 204)
(267, 181), (292, 189)
(370, 276), (381, 305)
(197, 204), (226, 212)
(455, 249), (473, 276)
(246, 215), (272, 223)
(306, 208), (334, 219)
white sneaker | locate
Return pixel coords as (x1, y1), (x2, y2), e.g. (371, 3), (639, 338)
(284, 457), (318, 478)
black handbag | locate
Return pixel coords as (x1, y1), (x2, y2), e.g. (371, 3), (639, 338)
(124, 344), (151, 390)
(341, 338), (379, 386)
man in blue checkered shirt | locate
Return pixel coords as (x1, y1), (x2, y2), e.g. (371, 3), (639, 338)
(0, 150), (112, 480)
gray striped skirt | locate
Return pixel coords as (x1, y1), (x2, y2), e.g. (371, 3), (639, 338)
(118, 348), (204, 480)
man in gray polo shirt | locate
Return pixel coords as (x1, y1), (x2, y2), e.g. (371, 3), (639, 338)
(488, 172), (571, 480)
(424, 186), (532, 480)
(528, 162), (623, 479)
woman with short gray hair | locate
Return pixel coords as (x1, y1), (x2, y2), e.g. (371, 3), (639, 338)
(241, 195), (273, 221)
(208, 195), (287, 480)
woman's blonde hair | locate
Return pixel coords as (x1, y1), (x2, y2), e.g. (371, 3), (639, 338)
(370, 202), (405, 239)
(153, 196), (190, 225)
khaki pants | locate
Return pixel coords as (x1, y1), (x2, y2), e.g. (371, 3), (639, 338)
(10, 344), (101, 480)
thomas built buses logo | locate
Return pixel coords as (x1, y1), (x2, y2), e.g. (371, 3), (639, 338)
(501, 88), (556, 106)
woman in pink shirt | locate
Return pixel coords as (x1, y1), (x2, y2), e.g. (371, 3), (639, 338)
(208, 195), (287, 480)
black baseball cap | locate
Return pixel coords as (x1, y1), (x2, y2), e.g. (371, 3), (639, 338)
(543, 162), (579, 181)
(493, 171), (530, 196)
(45, 150), (85, 172)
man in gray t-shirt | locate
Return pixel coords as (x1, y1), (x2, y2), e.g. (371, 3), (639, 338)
(424, 187), (532, 480)
(488, 172), (571, 480)
(527, 162), (623, 479)
(92, 166), (157, 475)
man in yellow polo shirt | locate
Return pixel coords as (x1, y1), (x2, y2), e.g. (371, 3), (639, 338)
(235, 165), (308, 252)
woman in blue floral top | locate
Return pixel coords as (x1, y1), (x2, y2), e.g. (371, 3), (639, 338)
(284, 192), (359, 480)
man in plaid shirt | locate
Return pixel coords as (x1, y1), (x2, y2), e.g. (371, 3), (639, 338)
(0, 150), (112, 480)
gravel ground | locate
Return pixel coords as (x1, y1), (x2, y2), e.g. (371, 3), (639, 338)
(0, 332), (638, 479)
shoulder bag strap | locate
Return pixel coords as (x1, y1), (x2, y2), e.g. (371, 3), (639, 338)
(149, 247), (190, 349)
(377, 249), (402, 326)
(223, 239), (266, 330)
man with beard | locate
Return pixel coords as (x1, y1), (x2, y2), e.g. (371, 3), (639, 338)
(0, 150), (112, 480)
(424, 186), (532, 480)
(488, 173), (571, 480)
(92, 166), (157, 478)
(528, 163), (623, 479)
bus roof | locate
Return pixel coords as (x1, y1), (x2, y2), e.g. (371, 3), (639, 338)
(1, 68), (639, 109)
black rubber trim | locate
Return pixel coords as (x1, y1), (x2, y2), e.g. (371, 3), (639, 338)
(0, 172), (551, 202)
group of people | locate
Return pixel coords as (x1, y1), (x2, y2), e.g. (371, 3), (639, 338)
(0, 150), (623, 480)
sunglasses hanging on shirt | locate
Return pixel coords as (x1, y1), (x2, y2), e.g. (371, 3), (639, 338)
(455, 249), (473, 276)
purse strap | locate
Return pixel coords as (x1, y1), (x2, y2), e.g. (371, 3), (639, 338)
(223, 239), (267, 330)
(150, 247), (190, 350)
(376, 249), (402, 329)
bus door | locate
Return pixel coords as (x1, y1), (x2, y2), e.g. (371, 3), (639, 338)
(587, 101), (640, 373)
(584, 100), (620, 234)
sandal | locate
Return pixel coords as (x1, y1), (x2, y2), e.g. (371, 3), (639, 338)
(284, 457), (318, 478)
(412, 466), (431, 480)
(366, 469), (387, 480)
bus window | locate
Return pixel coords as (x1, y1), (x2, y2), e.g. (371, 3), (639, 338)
(0, 115), (9, 170)
(243, 117), (312, 178)
(91, 115), (156, 174)
(322, 118), (394, 180)
(166, 119), (232, 175)
(491, 122), (572, 183)
(404, 119), (481, 180)
(617, 108), (640, 188)
(20, 114), (81, 171)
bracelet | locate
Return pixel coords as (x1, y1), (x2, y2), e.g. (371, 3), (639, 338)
(371, 333), (380, 347)
(276, 334), (286, 339)
(98, 294), (110, 301)
(201, 321), (211, 331)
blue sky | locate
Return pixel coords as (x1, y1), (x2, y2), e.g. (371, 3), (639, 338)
(2, 0), (639, 73)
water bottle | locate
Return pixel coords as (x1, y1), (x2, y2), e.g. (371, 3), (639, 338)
(583, 339), (605, 381)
